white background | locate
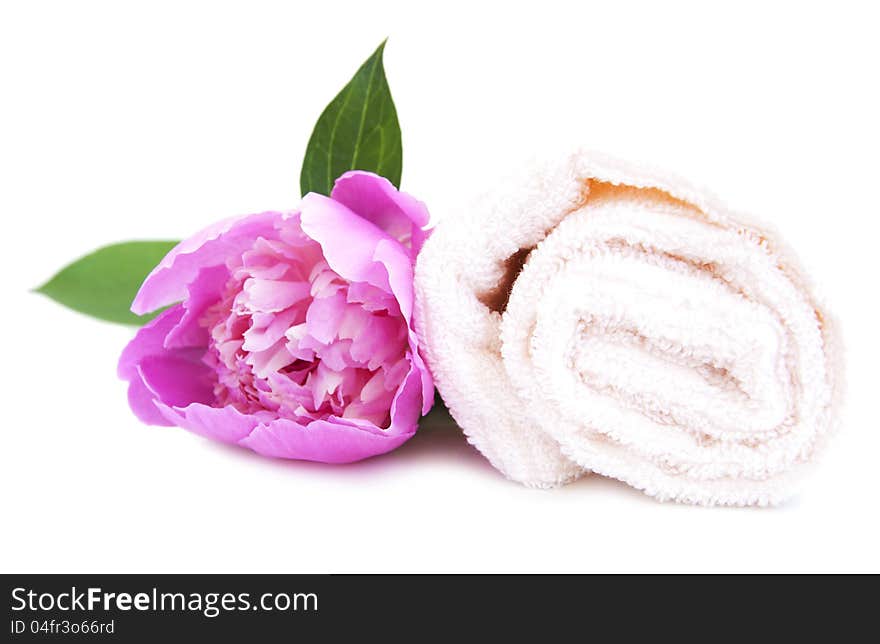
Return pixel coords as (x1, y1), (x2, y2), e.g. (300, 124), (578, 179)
(2, 0), (878, 573)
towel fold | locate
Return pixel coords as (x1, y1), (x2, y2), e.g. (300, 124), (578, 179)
(414, 150), (842, 505)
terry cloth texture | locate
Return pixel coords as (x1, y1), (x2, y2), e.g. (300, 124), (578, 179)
(413, 150), (843, 506)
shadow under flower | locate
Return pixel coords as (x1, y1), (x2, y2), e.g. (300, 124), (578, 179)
(197, 406), (770, 508)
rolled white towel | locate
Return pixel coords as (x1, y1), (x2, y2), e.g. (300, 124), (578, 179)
(414, 150), (843, 506)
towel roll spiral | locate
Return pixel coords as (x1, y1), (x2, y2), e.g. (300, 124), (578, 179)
(414, 150), (841, 505)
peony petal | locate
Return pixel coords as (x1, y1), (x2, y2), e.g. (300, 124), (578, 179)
(369, 240), (435, 413)
(165, 264), (229, 349)
(346, 281), (400, 316)
(239, 279), (310, 314)
(307, 362), (344, 409)
(410, 348), (435, 415)
(299, 193), (394, 293)
(330, 171), (430, 253)
(118, 305), (187, 380)
(371, 238), (415, 322)
(239, 417), (414, 463)
(132, 211), (283, 315)
(337, 304), (371, 341)
(118, 304), (219, 425)
(341, 399), (393, 427)
(242, 307), (301, 353)
(305, 292), (347, 344)
(313, 339), (354, 372)
(126, 374), (174, 426)
(245, 338), (295, 378)
(387, 356), (424, 435)
(156, 402), (271, 445)
(263, 372), (314, 414)
(309, 261), (345, 298)
(137, 353), (215, 408)
(381, 357), (411, 392)
(349, 315), (406, 367)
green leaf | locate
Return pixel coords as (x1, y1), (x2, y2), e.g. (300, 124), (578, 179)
(300, 39), (402, 197)
(35, 241), (180, 326)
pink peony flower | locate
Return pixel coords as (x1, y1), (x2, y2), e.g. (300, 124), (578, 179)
(118, 172), (434, 463)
